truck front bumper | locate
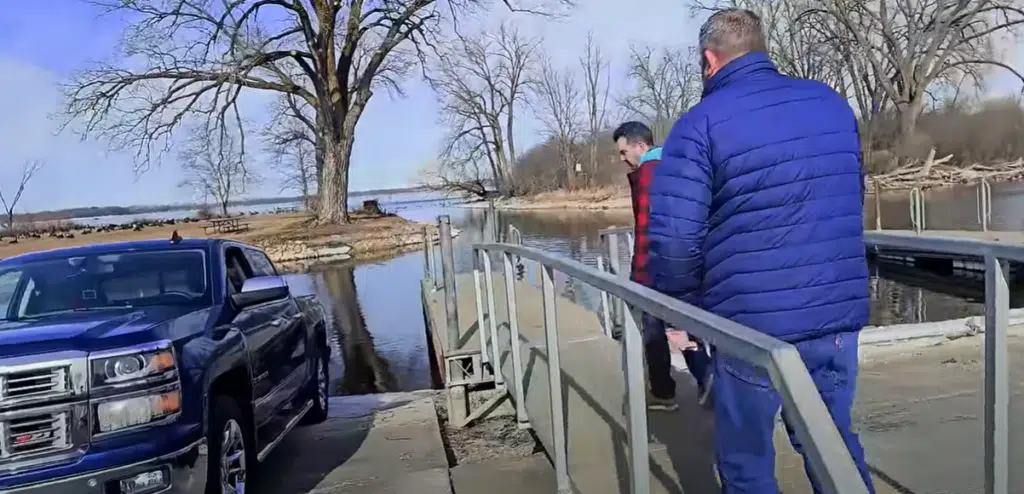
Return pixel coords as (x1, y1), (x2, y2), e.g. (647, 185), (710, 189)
(8, 439), (208, 494)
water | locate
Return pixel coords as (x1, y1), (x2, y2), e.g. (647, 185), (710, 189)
(276, 183), (1024, 396)
(57, 190), (460, 227)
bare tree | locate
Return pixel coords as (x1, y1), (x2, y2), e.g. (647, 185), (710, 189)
(619, 46), (703, 140)
(265, 94), (318, 209)
(417, 156), (491, 198)
(179, 126), (256, 217)
(0, 160), (43, 229)
(61, 0), (569, 225)
(272, 136), (318, 210)
(430, 24), (540, 196)
(533, 55), (584, 189)
(579, 33), (612, 187)
(807, 0), (1024, 138)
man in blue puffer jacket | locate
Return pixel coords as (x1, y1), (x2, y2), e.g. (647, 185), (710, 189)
(647, 8), (874, 494)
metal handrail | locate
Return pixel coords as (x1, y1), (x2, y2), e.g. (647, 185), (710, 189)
(865, 231), (1010, 494)
(596, 226), (1012, 494)
(909, 187), (926, 232)
(472, 242), (870, 494)
(978, 179), (993, 232)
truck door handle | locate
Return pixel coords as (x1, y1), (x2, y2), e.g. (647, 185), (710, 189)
(270, 318), (282, 327)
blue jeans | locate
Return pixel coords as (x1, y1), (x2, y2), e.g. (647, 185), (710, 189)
(714, 331), (875, 494)
(641, 313), (711, 399)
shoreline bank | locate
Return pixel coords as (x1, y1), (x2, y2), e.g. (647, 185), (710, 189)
(0, 212), (457, 266)
(460, 188), (631, 211)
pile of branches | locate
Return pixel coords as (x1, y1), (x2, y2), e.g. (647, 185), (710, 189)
(867, 149), (1024, 190)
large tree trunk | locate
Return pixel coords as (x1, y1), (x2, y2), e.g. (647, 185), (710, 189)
(317, 137), (352, 224)
(899, 102), (922, 139)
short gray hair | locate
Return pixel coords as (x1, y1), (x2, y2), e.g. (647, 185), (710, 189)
(698, 8), (767, 61)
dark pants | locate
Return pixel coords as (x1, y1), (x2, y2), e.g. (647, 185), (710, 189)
(641, 313), (711, 400)
(714, 331), (875, 494)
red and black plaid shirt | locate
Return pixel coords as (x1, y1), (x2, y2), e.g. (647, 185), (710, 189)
(626, 155), (659, 287)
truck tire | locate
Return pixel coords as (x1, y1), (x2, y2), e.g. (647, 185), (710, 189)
(300, 342), (329, 425)
(205, 397), (253, 494)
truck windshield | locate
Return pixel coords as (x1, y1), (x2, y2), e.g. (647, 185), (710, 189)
(0, 249), (210, 320)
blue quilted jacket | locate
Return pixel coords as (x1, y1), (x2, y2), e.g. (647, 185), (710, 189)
(646, 52), (869, 342)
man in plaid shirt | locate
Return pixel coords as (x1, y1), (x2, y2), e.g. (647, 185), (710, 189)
(614, 121), (713, 411)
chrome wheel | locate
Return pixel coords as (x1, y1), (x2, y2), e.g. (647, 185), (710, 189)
(220, 419), (246, 494)
(316, 359), (328, 409)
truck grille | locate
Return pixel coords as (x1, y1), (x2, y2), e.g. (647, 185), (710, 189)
(0, 367), (70, 404)
(0, 411), (71, 460)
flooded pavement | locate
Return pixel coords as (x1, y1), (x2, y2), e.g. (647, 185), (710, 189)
(275, 183), (1024, 397)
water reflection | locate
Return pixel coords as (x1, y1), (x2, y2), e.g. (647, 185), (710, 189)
(867, 180), (1024, 231)
(451, 206), (1019, 326)
(287, 261), (431, 396)
(274, 183), (1024, 396)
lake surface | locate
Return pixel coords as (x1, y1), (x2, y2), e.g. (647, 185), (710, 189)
(64, 190), (459, 226)
(285, 182), (1024, 395)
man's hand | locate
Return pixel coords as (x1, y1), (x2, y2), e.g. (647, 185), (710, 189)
(666, 329), (698, 352)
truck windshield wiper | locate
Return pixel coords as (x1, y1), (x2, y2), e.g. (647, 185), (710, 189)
(16, 306), (134, 320)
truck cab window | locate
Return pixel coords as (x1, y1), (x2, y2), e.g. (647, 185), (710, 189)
(224, 247), (254, 294)
(244, 249), (277, 277)
(0, 270), (22, 317)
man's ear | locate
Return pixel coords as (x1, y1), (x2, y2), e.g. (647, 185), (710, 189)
(704, 49), (724, 76)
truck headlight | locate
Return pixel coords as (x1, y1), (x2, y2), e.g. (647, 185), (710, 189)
(95, 388), (182, 434)
(91, 342), (177, 387)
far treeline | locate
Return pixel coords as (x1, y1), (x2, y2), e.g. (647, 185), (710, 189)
(5, 1), (1022, 227)
(1, 187), (428, 226)
(419, 0), (1024, 198)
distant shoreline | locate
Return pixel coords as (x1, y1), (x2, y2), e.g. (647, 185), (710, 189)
(459, 188), (631, 211)
(16, 186), (432, 223)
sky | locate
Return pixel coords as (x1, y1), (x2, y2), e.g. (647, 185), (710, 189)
(0, 1), (1021, 213)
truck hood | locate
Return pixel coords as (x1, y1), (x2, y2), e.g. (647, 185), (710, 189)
(0, 306), (215, 358)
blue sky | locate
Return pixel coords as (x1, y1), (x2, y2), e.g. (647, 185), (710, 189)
(1, 1), (1020, 213)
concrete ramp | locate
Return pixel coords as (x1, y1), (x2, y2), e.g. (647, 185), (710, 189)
(259, 392), (452, 494)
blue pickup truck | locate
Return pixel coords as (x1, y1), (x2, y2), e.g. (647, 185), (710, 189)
(0, 238), (331, 494)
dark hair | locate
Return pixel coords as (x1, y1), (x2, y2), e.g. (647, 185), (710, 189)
(612, 121), (654, 146)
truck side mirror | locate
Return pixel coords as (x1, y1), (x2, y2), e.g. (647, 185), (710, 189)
(231, 276), (290, 308)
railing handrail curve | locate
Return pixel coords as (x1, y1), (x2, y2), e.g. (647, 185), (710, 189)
(864, 231), (1024, 262)
(473, 241), (869, 494)
(597, 226), (1013, 494)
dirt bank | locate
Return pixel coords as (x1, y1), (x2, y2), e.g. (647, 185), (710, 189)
(431, 392), (539, 466)
(0, 212), (441, 264)
(463, 187), (631, 211)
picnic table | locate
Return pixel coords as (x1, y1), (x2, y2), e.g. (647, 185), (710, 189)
(202, 217), (250, 235)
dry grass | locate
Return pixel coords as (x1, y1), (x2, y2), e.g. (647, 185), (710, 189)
(0, 212), (431, 261)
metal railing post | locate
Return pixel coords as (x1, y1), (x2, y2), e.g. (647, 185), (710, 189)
(481, 252), (504, 386)
(607, 233), (625, 331)
(488, 198), (499, 242)
(597, 255), (613, 337)
(909, 187), (925, 233)
(439, 216), (459, 353)
(422, 226), (433, 284)
(983, 255), (1009, 494)
(622, 308), (650, 494)
(473, 252), (490, 365)
(978, 179), (993, 232)
(501, 251), (530, 428)
(540, 264), (571, 493)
